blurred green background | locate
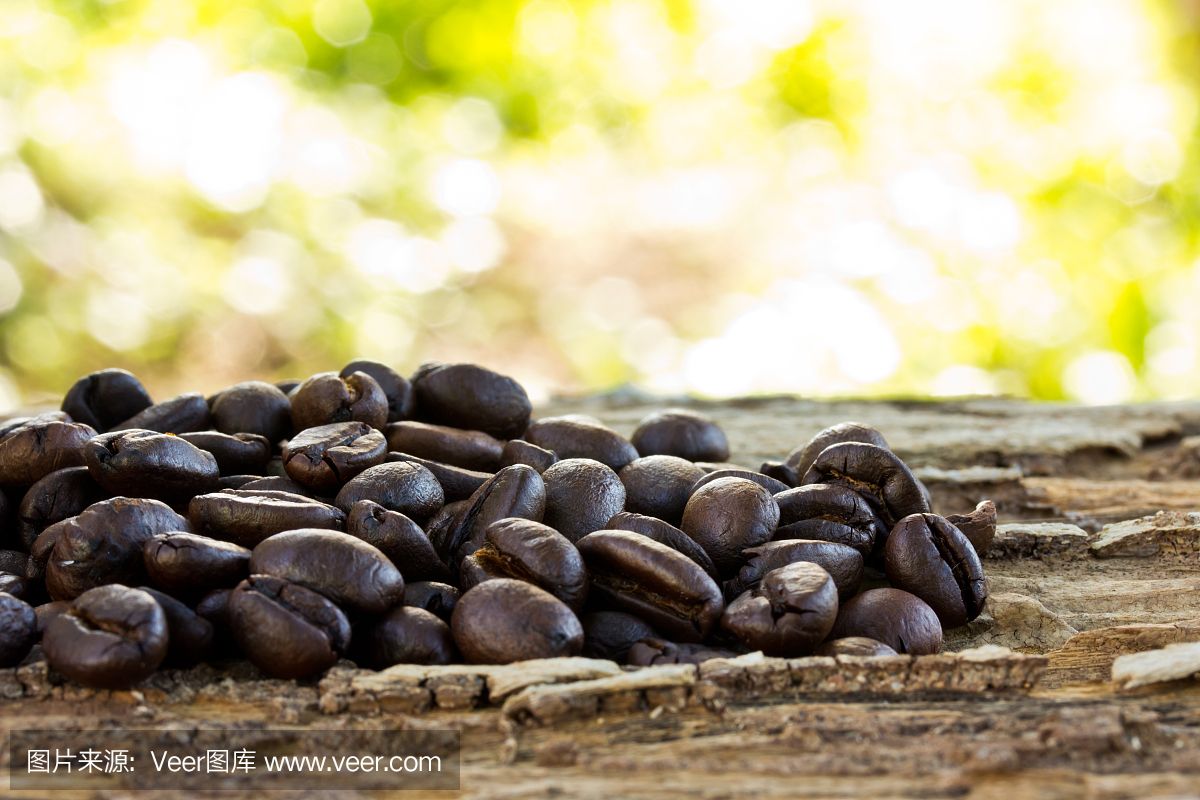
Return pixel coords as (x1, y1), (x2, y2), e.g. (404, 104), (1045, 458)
(1, 0), (1199, 409)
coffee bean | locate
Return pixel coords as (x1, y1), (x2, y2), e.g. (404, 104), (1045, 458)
(814, 636), (898, 657)
(84, 429), (221, 504)
(801, 442), (929, 535)
(282, 422), (387, 493)
(17, 466), (106, 550)
(144, 532), (251, 597)
(451, 578), (582, 664)
(630, 409), (730, 462)
(0, 419), (96, 488)
(604, 512), (719, 580)
(773, 483), (882, 556)
(441, 465), (545, 562)
(353, 606), (455, 668)
(228, 575), (350, 679)
(341, 359), (413, 422)
(62, 369), (153, 433)
(581, 610), (658, 662)
(946, 499), (997, 556)
(0, 573), (34, 602)
(250, 529), (404, 614)
(403, 581), (459, 622)
(386, 421), (504, 472)
(524, 415), (638, 471)
(0, 591), (36, 667)
(411, 362), (531, 440)
(787, 421), (889, 478)
(460, 518), (587, 610)
(195, 588), (237, 656)
(43, 584), (168, 688)
(576, 529), (723, 642)
(188, 489), (345, 547)
(680, 477), (779, 577)
(111, 392), (210, 433)
(542, 458), (625, 543)
(386, 453), (491, 503)
(690, 468), (790, 497)
(291, 371), (388, 432)
(884, 513), (987, 628)
(425, 499), (469, 558)
(619, 456), (705, 525)
(139, 586), (214, 667)
(238, 475), (314, 496)
(179, 432), (272, 475)
(728, 539), (863, 601)
(346, 500), (449, 582)
(828, 587), (942, 655)
(759, 460), (800, 488)
(625, 638), (740, 666)
(34, 599), (70, 637)
(210, 381), (293, 443)
(334, 461), (444, 522)
(721, 562), (838, 656)
(498, 439), (557, 472)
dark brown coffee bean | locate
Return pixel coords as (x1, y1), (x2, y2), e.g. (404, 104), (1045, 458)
(282, 421), (387, 493)
(576, 529), (723, 642)
(334, 461), (444, 522)
(341, 359), (413, 422)
(34, 599), (70, 636)
(801, 442), (929, 535)
(43, 584), (168, 688)
(0, 419), (96, 488)
(250, 528), (404, 614)
(411, 362), (531, 440)
(425, 499), (469, 558)
(524, 415), (638, 471)
(787, 421), (890, 478)
(144, 532), (251, 597)
(946, 499), (997, 556)
(403, 581), (459, 622)
(690, 468), (790, 497)
(238, 475), (314, 496)
(84, 429), (221, 504)
(188, 490), (345, 547)
(62, 369), (153, 433)
(728, 539), (863, 601)
(619, 456), (705, 525)
(228, 575), (350, 679)
(179, 432), (272, 475)
(773, 483), (882, 556)
(721, 562), (838, 656)
(759, 460), (800, 487)
(386, 421), (504, 472)
(111, 392), (210, 433)
(386, 453), (490, 503)
(680, 477), (779, 577)
(353, 606), (455, 668)
(210, 381), (293, 443)
(828, 587), (942, 655)
(542, 458), (625, 543)
(17, 467), (106, 549)
(582, 611), (658, 662)
(460, 518), (587, 610)
(814, 636), (898, 657)
(451, 578), (582, 664)
(625, 638), (739, 666)
(0, 591), (36, 666)
(441, 465), (545, 562)
(139, 586), (213, 667)
(0, 573), (34, 602)
(884, 513), (987, 628)
(346, 500), (449, 582)
(195, 588), (237, 656)
(291, 371), (388, 431)
(604, 512), (718, 580)
(631, 409), (730, 462)
(499, 439), (557, 472)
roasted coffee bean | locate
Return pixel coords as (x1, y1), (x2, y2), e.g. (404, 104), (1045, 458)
(680, 477), (779, 577)
(576, 530), (723, 642)
(604, 512), (718, 580)
(210, 381), (292, 443)
(630, 409), (730, 462)
(220, 475), (257, 490)
(759, 460), (800, 488)
(0, 573), (34, 601)
(582, 611), (658, 662)
(334, 461), (444, 523)
(34, 600), (70, 636)
(228, 575), (350, 679)
(291, 371), (388, 432)
(814, 636), (898, 657)
(386, 421), (504, 472)
(946, 499), (997, 555)
(403, 581), (459, 622)
(787, 422), (890, 478)
(282, 422), (387, 493)
(43, 584), (168, 688)
(690, 468), (790, 497)
(341, 359), (413, 422)
(425, 499), (469, 558)
(195, 588), (236, 656)
(524, 415), (638, 471)
(801, 442), (929, 535)
(441, 465), (545, 562)
(84, 430), (221, 504)
(728, 539), (864, 601)
(17, 467), (106, 549)
(884, 513), (987, 628)
(411, 362), (531, 440)
(0, 411), (71, 437)
(828, 587), (942, 655)
(112, 392), (209, 433)
(773, 483), (882, 556)
(140, 586), (214, 667)
(188, 490), (345, 547)
(721, 562), (838, 656)
(38, 498), (189, 601)
(451, 578), (582, 664)
(0, 591), (36, 666)
(346, 500), (449, 582)
(274, 379), (300, 395)
(353, 606), (455, 668)
(541, 458), (625, 542)
(498, 439), (557, 472)
(250, 529), (404, 614)
(0, 419), (96, 487)
(62, 369), (153, 433)
(179, 432), (272, 475)
(386, 453), (490, 503)
(626, 638), (739, 666)
(144, 532), (251, 597)
(619, 456), (705, 525)
(460, 518), (587, 610)
(238, 475), (314, 496)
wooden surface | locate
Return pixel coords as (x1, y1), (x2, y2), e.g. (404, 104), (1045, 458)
(3, 396), (1200, 799)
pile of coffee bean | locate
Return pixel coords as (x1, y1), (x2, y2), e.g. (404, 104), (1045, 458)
(0, 363), (994, 688)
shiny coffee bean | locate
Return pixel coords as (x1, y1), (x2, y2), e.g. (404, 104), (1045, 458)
(411, 362), (532, 440)
(43, 584), (168, 688)
(884, 513), (987, 628)
(250, 529), (404, 614)
(282, 422), (387, 493)
(828, 587), (942, 655)
(291, 371), (388, 432)
(425, 499), (469, 559)
(403, 581), (460, 622)
(814, 637), (898, 657)
(238, 475), (314, 496)
(630, 409), (730, 462)
(0, 591), (36, 666)
(524, 415), (638, 471)
(460, 518), (587, 610)
(626, 638), (740, 666)
(140, 586), (214, 667)
(441, 465), (545, 562)
(188, 489), (345, 547)
(179, 432), (272, 476)
(619, 456), (705, 525)
(680, 477), (779, 577)
(112, 392), (209, 433)
(228, 575), (350, 679)
(346, 500), (449, 582)
(946, 499), (997, 555)
(582, 611), (658, 662)
(451, 578), (582, 664)
(0, 411), (71, 437)
(0, 419), (96, 488)
(801, 442), (929, 534)
(728, 539), (864, 601)
(144, 532), (251, 597)
(334, 461), (444, 522)
(386, 453), (491, 503)
(386, 421), (504, 472)
(84, 429), (221, 504)
(759, 460), (800, 488)
(721, 562), (838, 656)
(353, 606), (455, 668)
(773, 483), (882, 556)
(61, 369), (153, 433)
(195, 588), (237, 656)
(690, 468), (790, 497)
(17, 467), (106, 549)
(541, 458), (625, 542)
(341, 359), (413, 422)
(499, 439), (557, 472)
(576, 529), (723, 642)
(34, 600), (71, 637)
(210, 381), (292, 443)
(787, 421), (890, 478)
(605, 512), (719, 580)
